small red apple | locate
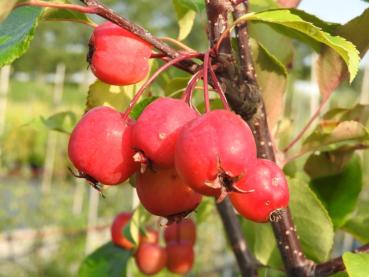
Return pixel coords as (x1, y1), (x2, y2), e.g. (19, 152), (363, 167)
(135, 243), (167, 275)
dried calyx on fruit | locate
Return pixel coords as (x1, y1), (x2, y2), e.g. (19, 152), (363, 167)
(229, 159), (290, 223)
(132, 97), (198, 171)
(88, 21), (152, 85)
(175, 109), (257, 201)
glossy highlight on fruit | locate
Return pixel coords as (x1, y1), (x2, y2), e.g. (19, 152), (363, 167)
(175, 109), (257, 198)
(111, 212), (134, 249)
(132, 97), (198, 168)
(135, 243), (167, 275)
(229, 159), (289, 223)
(68, 106), (138, 185)
(166, 241), (194, 274)
(136, 167), (202, 220)
(89, 21), (152, 85)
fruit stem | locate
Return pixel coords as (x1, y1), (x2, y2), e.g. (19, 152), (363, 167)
(122, 53), (201, 120)
(183, 70), (203, 107)
(203, 52), (211, 113)
(208, 58), (231, 111)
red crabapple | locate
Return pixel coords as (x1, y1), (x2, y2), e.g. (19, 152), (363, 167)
(135, 243), (167, 275)
(136, 167), (202, 221)
(175, 109), (257, 200)
(164, 218), (196, 245)
(88, 21), (152, 85)
(229, 159), (289, 223)
(111, 212), (134, 250)
(166, 241), (194, 274)
(68, 106), (138, 186)
(132, 97), (198, 169)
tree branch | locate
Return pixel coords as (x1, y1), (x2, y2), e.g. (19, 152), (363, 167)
(205, 1), (259, 276)
(314, 243), (369, 277)
(231, 2), (315, 277)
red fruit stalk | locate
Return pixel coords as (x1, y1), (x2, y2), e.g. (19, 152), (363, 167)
(230, 159), (290, 223)
(175, 109), (257, 200)
(68, 106), (138, 186)
(132, 97), (198, 169)
(136, 167), (202, 222)
(88, 21), (152, 85)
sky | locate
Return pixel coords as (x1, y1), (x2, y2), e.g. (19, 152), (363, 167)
(299, 0), (369, 66)
(299, 0), (369, 24)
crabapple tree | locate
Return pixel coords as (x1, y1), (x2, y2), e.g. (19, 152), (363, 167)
(1, 0), (369, 276)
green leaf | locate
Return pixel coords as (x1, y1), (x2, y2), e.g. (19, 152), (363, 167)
(343, 252), (369, 277)
(304, 148), (354, 179)
(195, 197), (215, 223)
(288, 177), (334, 262)
(241, 219), (282, 267)
(323, 104), (369, 125)
(122, 207), (141, 248)
(250, 38), (287, 129)
(310, 156), (363, 228)
(343, 197), (369, 242)
(249, 0), (294, 66)
(0, 6), (42, 66)
(172, 0), (196, 41)
(41, 0), (95, 26)
(78, 242), (131, 277)
(130, 96), (159, 120)
(85, 80), (135, 112)
(164, 77), (191, 97)
(317, 8), (369, 99)
(40, 111), (77, 135)
(302, 120), (369, 153)
(173, 0), (205, 12)
(243, 9), (360, 82)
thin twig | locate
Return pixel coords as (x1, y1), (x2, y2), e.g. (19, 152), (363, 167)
(160, 37), (197, 53)
(314, 243), (369, 277)
(16, 0), (98, 13)
(283, 97), (329, 153)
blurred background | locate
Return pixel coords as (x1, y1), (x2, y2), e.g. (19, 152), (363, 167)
(0, 0), (368, 276)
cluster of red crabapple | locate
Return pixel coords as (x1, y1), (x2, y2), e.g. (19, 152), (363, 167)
(68, 21), (289, 225)
(111, 212), (196, 275)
